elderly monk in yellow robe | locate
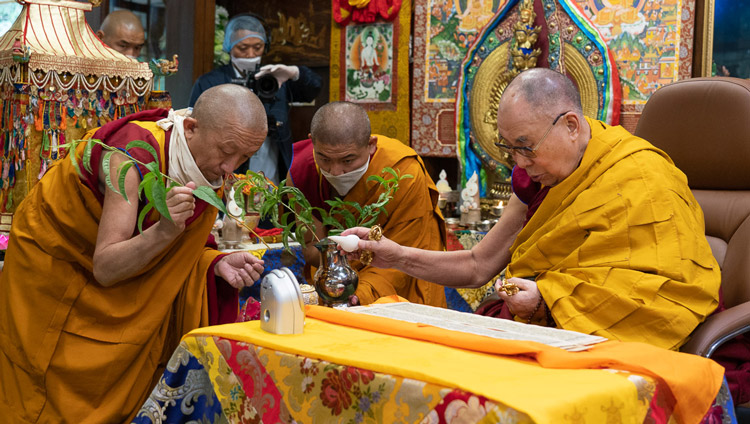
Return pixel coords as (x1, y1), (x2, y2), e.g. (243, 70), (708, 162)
(343, 68), (720, 350)
(0, 84), (267, 423)
(288, 101), (446, 306)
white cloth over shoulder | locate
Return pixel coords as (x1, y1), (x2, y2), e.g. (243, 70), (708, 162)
(157, 108), (222, 189)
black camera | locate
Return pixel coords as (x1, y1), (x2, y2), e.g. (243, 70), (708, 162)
(230, 65), (278, 103)
(245, 65), (279, 103)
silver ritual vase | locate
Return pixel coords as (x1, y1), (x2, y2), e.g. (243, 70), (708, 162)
(313, 239), (359, 307)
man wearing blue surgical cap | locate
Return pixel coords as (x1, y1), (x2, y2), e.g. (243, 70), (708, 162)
(189, 14), (322, 184)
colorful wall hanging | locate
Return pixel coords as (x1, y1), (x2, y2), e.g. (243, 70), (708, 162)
(330, 0), (411, 144)
(412, 0), (506, 157)
(414, 0), (695, 159)
(571, 0), (696, 132)
(454, 0), (622, 193)
(0, 0), (153, 216)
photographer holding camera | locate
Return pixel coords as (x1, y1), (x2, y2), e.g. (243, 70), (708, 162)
(189, 14), (322, 184)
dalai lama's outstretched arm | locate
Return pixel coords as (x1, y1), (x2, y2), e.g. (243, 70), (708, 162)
(343, 194), (528, 289)
(93, 153), (198, 286)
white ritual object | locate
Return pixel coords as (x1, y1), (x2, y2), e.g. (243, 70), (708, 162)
(348, 302), (607, 351)
(328, 234), (360, 252)
(260, 267), (305, 335)
(436, 169), (452, 193)
(459, 171), (480, 213)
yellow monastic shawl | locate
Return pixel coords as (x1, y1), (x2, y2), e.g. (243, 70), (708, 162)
(508, 118), (720, 350)
(0, 124), (223, 423)
(345, 135), (447, 306)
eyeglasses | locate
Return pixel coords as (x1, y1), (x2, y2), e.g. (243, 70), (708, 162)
(494, 111), (570, 159)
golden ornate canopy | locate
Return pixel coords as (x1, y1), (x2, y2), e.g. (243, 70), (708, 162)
(0, 0), (153, 220)
(0, 0), (151, 80)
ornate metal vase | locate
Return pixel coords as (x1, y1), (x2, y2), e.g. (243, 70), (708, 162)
(313, 239), (358, 307)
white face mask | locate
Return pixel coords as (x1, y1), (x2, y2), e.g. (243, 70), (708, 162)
(231, 56), (260, 73)
(320, 159), (370, 196)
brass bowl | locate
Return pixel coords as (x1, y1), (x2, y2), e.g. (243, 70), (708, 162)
(243, 213), (260, 231)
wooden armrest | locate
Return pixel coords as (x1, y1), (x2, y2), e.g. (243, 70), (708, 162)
(681, 300), (750, 357)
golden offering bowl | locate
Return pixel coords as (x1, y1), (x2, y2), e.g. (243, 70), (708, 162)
(243, 213), (260, 231)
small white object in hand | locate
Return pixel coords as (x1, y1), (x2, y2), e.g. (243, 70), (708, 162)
(328, 234), (360, 252)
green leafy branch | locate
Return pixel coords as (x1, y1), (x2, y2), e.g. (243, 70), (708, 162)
(324, 167), (412, 234)
(61, 139), (271, 247)
(233, 171), (322, 251)
(235, 168), (412, 250)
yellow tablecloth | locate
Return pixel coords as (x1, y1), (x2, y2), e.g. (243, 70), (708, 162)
(179, 305), (724, 423)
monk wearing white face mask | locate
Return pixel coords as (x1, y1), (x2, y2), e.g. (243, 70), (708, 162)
(287, 101), (447, 307)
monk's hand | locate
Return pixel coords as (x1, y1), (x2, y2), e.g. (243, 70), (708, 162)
(215, 252), (265, 289)
(348, 294), (360, 306)
(340, 227), (400, 268)
(496, 277), (542, 321)
(157, 181), (197, 237)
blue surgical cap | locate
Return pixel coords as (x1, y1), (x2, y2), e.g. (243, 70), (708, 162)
(223, 15), (267, 53)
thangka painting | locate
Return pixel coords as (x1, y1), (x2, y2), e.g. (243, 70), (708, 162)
(454, 0), (621, 193)
(570, 0), (695, 130)
(412, 0), (504, 157)
(344, 23), (394, 103)
(413, 0), (696, 156)
(330, 0), (411, 144)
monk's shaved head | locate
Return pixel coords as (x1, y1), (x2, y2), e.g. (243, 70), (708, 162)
(310, 101), (371, 147)
(502, 68), (583, 116)
(100, 10), (143, 35)
(186, 84), (268, 181)
(192, 84), (267, 135)
(97, 10), (145, 58)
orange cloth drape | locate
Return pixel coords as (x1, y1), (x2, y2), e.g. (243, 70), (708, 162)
(0, 131), (222, 423)
(304, 305), (724, 424)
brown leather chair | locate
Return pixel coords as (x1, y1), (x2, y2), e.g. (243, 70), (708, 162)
(635, 77), (750, 360)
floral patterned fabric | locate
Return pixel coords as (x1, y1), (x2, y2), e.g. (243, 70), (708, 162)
(134, 334), (736, 423)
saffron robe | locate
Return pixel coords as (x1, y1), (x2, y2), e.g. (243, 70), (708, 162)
(0, 110), (231, 423)
(290, 136), (447, 307)
(507, 118), (721, 350)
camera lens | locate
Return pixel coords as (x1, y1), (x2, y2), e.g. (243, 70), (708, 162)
(257, 74), (278, 101)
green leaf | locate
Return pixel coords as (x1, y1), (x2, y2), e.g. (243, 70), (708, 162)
(142, 174), (156, 206)
(328, 228), (343, 236)
(322, 215), (342, 229)
(137, 203), (154, 234)
(232, 186), (246, 213)
(143, 159), (160, 174)
(82, 139), (95, 173)
(367, 174), (386, 184)
(138, 172), (156, 201)
(70, 142), (83, 178)
(360, 216), (378, 228)
(126, 140), (159, 163)
(294, 225), (308, 250)
(194, 185), (228, 214)
(102, 150), (119, 195)
(149, 179), (171, 222)
(280, 211), (289, 226)
(335, 208), (357, 228)
(282, 226), (295, 251)
(116, 161), (134, 204)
